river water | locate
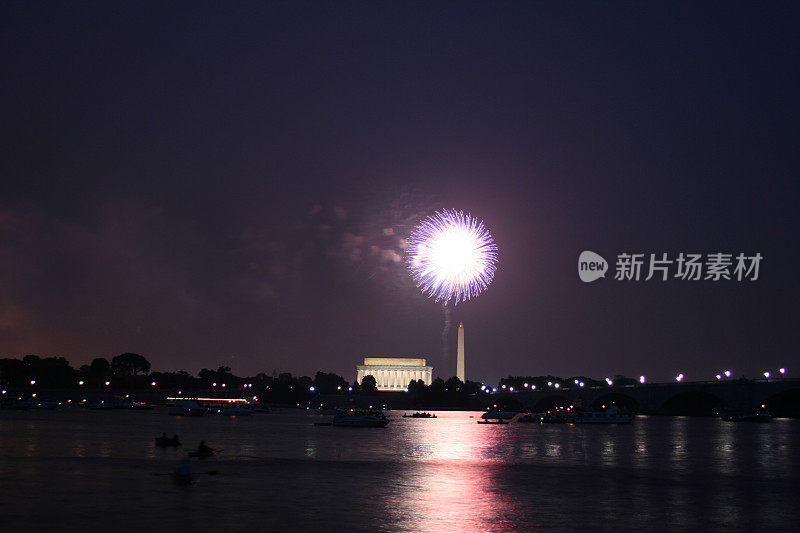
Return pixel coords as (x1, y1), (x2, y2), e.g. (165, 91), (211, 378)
(0, 408), (797, 532)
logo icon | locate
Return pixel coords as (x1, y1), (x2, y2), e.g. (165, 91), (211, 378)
(579, 251), (608, 282)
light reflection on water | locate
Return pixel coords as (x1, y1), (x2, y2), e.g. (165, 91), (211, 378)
(0, 409), (798, 531)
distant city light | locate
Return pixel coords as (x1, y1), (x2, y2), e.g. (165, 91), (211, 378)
(1, 390), (5, 394)
(574, 379), (579, 384)
(639, 375), (646, 384)
(554, 383), (560, 389)
(492, 388), (497, 392)
(763, 372), (770, 379)
(524, 383), (529, 388)
(78, 380), (84, 386)
(30, 380), (36, 385)
(151, 381), (156, 386)
(337, 385), (341, 390)
(212, 382), (217, 387)
(579, 382), (584, 387)
(676, 374), (684, 382)
(348, 387), (353, 391)
(32, 393), (37, 398)
(724, 370), (731, 377)
(221, 383), (226, 388)
(716, 374), (722, 380)
(481, 385), (486, 391)
(309, 386), (316, 391)
(547, 381), (552, 386)
(779, 368), (786, 374)
(531, 385), (536, 390)
(509, 386), (514, 391)
(605, 378), (613, 386)
(104, 381), (110, 386)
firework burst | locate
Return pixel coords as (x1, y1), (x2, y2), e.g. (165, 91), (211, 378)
(406, 209), (498, 305)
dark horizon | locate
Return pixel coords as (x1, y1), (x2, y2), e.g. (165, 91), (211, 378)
(1, 2), (798, 385)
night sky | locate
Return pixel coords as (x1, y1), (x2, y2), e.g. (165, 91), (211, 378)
(2, 2), (798, 384)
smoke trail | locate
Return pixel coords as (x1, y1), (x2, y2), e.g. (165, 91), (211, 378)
(441, 302), (451, 360)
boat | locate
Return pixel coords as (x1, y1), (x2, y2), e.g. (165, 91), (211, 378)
(721, 407), (772, 422)
(127, 402), (155, 410)
(402, 412), (437, 418)
(572, 405), (633, 424)
(155, 435), (182, 447)
(87, 401), (117, 410)
(516, 413), (543, 423)
(481, 410), (517, 420)
(168, 400), (207, 416)
(187, 448), (214, 458)
(477, 418), (507, 424)
(332, 409), (390, 427)
(13, 399), (59, 410)
(219, 405), (253, 416)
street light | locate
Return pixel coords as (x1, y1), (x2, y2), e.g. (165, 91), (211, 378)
(676, 374), (684, 382)
(554, 383), (560, 389)
(779, 368), (786, 375)
(724, 370), (731, 378)
(639, 375), (646, 384)
(715, 374), (721, 380)
(763, 371), (771, 380)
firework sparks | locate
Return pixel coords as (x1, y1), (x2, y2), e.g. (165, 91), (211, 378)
(406, 209), (498, 305)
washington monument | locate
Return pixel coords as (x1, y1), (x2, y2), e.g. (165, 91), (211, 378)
(457, 322), (465, 382)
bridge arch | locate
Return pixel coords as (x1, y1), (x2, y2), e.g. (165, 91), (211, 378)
(763, 386), (800, 417)
(534, 395), (572, 412)
(656, 389), (723, 416)
(590, 392), (640, 413)
(488, 395), (525, 412)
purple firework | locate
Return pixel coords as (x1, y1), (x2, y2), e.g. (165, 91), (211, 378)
(406, 209), (498, 305)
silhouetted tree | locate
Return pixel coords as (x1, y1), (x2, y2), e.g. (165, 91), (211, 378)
(111, 353), (151, 376)
(444, 376), (463, 392)
(90, 358), (110, 377)
(361, 374), (377, 393)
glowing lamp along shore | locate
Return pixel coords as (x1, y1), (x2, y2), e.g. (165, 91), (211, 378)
(406, 209), (498, 305)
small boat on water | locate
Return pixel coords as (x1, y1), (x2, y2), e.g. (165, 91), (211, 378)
(403, 412), (437, 418)
(332, 409), (390, 427)
(168, 400), (207, 416)
(87, 401), (117, 410)
(155, 435), (182, 447)
(13, 399), (59, 410)
(481, 410), (517, 420)
(516, 413), (543, 423)
(219, 406), (253, 416)
(187, 448), (214, 458)
(572, 405), (633, 424)
(127, 401), (155, 410)
(478, 409), (516, 424)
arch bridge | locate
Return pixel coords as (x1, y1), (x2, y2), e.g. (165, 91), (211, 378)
(481, 378), (800, 415)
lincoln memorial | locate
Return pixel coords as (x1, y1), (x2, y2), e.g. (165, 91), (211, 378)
(356, 357), (433, 391)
